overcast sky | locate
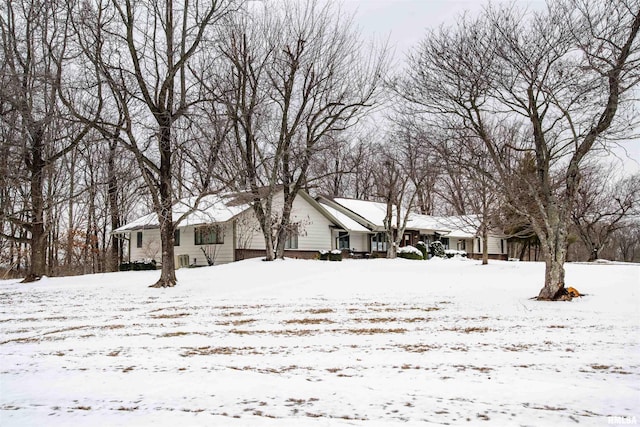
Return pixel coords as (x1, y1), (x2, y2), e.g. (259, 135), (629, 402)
(340, 0), (639, 173)
(341, 0), (546, 61)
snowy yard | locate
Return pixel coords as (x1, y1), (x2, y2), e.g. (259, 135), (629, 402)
(1, 258), (638, 426)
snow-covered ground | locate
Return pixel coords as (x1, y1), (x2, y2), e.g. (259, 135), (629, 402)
(1, 258), (638, 426)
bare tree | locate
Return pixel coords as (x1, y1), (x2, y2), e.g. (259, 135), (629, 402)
(400, 0), (640, 299)
(211, 0), (388, 260)
(0, 0), (96, 282)
(610, 220), (640, 262)
(69, 0), (240, 287)
(372, 127), (431, 258)
(572, 168), (640, 261)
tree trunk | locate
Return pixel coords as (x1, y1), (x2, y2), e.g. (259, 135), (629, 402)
(536, 221), (568, 300)
(23, 135), (46, 283)
(151, 210), (177, 288)
(274, 192), (295, 259)
(107, 140), (121, 271)
(481, 228), (489, 265)
(538, 257), (566, 300)
(150, 122), (177, 288)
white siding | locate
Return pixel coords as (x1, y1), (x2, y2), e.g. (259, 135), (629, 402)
(234, 208), (266, 250)
(330, 229), (369, 252)
(129, 229), (162, 262)
(291, 195), (333, 251)
(127, 191), (338, 266)
(471, 236), (506, 255)
(487, 237), (506, 255)
(174, 223), (235, 266)
(128, 223), (235, 267)
(235, 193), (334, 252)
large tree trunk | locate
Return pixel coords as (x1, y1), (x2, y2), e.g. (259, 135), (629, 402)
(538, 258), (566, 300)
(107, 140), (121, 271)
(150, 123), (177, 288)
(251, 192), (275, 262)
(274, 191), (295, 259)
(536, 218), (568, 300)
(23, 135), (46, 283)
(481, 227), (489, 265)
(151, 210), (177, 288)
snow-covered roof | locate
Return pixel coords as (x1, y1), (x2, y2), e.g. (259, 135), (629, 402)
(318, 202), (370, 233)
(406, 214), (451, 234)
(326, 198), (475, 236)
(434, 215), (481, 239)
(331, 198), (394, 229)
(113, 194), (250, 233)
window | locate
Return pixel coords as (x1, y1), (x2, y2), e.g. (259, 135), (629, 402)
(441, 237), (450, 250)
(136, 231), (143, 248)
(174, 229), (180, 247)
(194, 225), (224, 245)
(338, 232), (350, 250)
(371, 232), (387, 252)
(284, 225), (299, 249)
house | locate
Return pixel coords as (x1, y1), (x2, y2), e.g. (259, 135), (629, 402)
(425, 215), (508, 260)
(113, 191), (508, 268)
(112, 189), (340, 267)
(317, 197), (449, 255)
(317, 196), (508, 260)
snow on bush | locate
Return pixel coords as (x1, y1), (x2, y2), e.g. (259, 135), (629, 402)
(445, 249), (467, 258)
(429, 241), (446, 258)
(319, 249), (342, 261)
(416, 241), (428, 259)
(398, 245), (423, 260)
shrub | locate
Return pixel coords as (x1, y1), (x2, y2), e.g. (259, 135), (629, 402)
(397, 245), (424, 260)
(329, 249), (342, 261)
(318, 250), (329, 261)
(444, 249), (467, 258)
(429, 241), (446, 258)
(416, 241), (428, 259)
(120, 260), (156, 271)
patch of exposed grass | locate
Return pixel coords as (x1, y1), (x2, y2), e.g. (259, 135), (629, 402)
(284, 318), (334, 325)
(101, 324), (126, 330)
(217, 318), (256, 327)
(354, 317), (431, 324)
(159, 331), (204, 338)
(150, 313), (189, 319)
(504, 344), (533, 352)
(230, 329), (316, 336)
(337, 328), (408, 335)
(400, 344), (441, 353)
(180, 346), (260, 357)
(446, 326), (493, 334)
(307, 308), (334, 314)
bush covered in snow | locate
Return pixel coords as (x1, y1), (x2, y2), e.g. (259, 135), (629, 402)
(398, 245), (424, 260)
(445, 249), (467, 258)
(318, 250), (342, 261)
(416, 241), (428, 260)
(429, 241), (446, 258)
(119, 260), (157, 271)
